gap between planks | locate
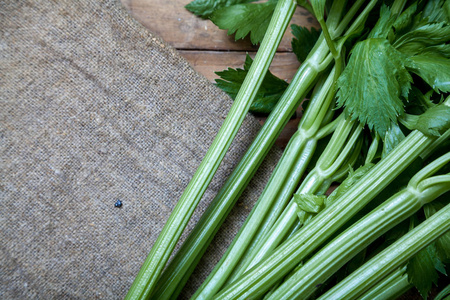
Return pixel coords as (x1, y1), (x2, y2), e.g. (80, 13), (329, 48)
(179, 50), (300, 82)
(121, 0), (318, 52)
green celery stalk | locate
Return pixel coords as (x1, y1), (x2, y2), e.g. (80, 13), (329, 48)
(154, 0), (379, 298)
(192, 69), (335, 299)
(153, 52), (321, 300)
(358, 267), (412, 300)
(232, 116), (363, 278)
(267, 153), (450, 299)
(434, 284), (450, 300)
(125, 0), (296, 298)
(214, 128), (444, 299)
(154, 13), (337, 300)
(190, 0), (383, 296)
(213, 1), (438, 296)
(220, 0), (385, 285)
(319, 202), (450, 300)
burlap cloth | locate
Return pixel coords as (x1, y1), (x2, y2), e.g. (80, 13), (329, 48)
(0, 1), (282, 298)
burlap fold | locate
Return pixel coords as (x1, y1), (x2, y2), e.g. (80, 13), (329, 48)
(0, 1), (281, 298)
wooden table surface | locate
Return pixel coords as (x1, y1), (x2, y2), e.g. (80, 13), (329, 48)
(119, 3), (446, 298)
(121, 0), (319, 147)
(121, 0), (318, 82)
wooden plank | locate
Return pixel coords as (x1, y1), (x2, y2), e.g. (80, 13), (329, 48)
(121, 0), (318, 51)
(179, 50), (300, 82)
(120, 0), (310, 148)
(179, 50), (303, 148)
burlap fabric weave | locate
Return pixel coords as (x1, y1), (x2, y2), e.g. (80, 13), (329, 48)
(0, 1), (282, 298)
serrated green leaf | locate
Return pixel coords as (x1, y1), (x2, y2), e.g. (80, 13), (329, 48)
(296, 210), (315, 225)
(291, 25), (321, 63)
(210, 1), (277, 44)
(382, 122), (406, 158)
(246, 94), (280, 113)
(294, 193), (326, 214)
(294, 193), (326, 225)
(369, 5), (396, 39)
(436, 232), (450, 265)
(420, 44), (450, 59)
(407, 243), (446, 299)
(394, 23), (450, 56)
(423, 0), (450, 24)
(185, 0), (255, 19)
(424, 197), (450, 262)
(410, 105), (450, 136)
(445, 0), (450, 23)
(423, 0), (442, 22)
(326, 163), (374, 206)
(337, 38), (413, 136)
(393, 2), (418, 34)
(403, 87), (436, 116)
(214, 54), (288, 114)
(409, 54), (450, 92)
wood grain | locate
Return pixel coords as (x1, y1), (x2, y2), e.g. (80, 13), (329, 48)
(121, 0), (318, 52)
(120, 0), (317, 147)
(121, 0), (317, 83)
(178, 50), (300, 82)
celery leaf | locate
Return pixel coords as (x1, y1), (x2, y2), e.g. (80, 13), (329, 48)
(382, 122), (405, 158)
(424, 198), (450, 262)
(406, 87), (436, 114)
(185, 0), (255, 19)
(369, 5), (396, 39)
(411, 105), (450, 136)
(326, 163), (374, 207)
(407, 243), (447, 299)
(210, 1), (277, 44)
(393, 2), (418, 34)
(409, 54), (450, 92)
(337, 38), (413, 136)
(215, 54), (288, 114)
(394, 23), (450, 56)
(294, 194), (326, 225)
(419, 44), (450, 58)
(291, 25), (321, 63)
(294, 193), (326, 214)
(422, 0), (450, 24)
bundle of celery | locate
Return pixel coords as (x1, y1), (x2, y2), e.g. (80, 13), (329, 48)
(127, 0), (450, 299)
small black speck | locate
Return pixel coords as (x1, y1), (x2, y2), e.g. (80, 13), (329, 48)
(114, 200), (122, 208)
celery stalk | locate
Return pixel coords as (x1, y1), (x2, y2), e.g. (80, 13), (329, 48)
(320, 202), (450, 300)
(214, 128), (442, 299)
(268, 153), (450, 299)
(125, 0), (297, 298)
